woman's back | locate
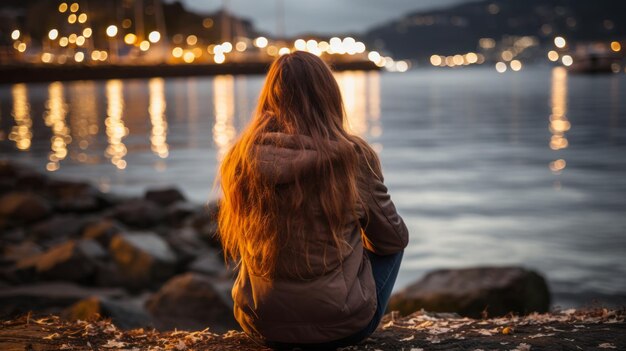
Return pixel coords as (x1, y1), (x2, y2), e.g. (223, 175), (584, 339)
(217, 51), (408, 347)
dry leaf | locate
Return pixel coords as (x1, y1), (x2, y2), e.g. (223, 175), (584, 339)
(399, 335), (414, 341)
(102, 339), (126, 348)
(598, 343), (617, 349)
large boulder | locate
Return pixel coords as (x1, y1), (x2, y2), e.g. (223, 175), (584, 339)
(108, 232), (177, 289)
(0, 192), (51, 223)
(190, 201), (221, 247)
(14, 239), (107, 282)
(388, 267), (551, 318)
(0, 282), (125, 318)
(145, 187), (186, 207)
(111, 199), (165, 228)
(145, 273), (238, 332)
(62, 296), (153, 329)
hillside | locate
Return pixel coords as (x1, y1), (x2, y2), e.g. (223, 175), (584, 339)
(364, 0), (626, 59)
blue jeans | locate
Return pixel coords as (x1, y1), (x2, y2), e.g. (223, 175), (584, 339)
(265, 249), (404, 350)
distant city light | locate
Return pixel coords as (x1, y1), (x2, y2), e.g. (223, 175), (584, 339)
(561, 55), (573, 67)
(548, 50), (559, 62)
(139, 40), (150, 51)
(186, 35), (198, 46)
(148, 31), (161, 43)
(76, 35), (85, 46)
(254, 36), (268, 48)
(58, 3), (68, 13)
(59, 37), (69, 47)
(465, 52), (478, 64)
(172, 47), (183, 58)
(510, 59), (522, 71)
(70, 2), (79, 13)
(235, 41), (247, 52)
(41, 52), (53, 63)
(124, 33), (137, 45)
(495, 61), (507, 73)
(214, 53), (225, 64)
(294, 39), (306, 51)
(554, 36), (566, 49)
(202, 18), (214, 28)
(221, 42), (233, 53)
(369, 51), (381, 63)
(396, 60), (409, 72)
(68, 14), (77, 24)
(78, 13), (87, 23)
(183, 51), (195, 63)
(83, 28), (92, 38)
(74, 52), (84, 62)
(278, 47), (290, 56)
(430, 54), (442, 66)
(501, 50), (513, 61)
(611, 41), (622, 52)
(48, 29), (59, 40)
(16, 43), (26, 53)
(106, 25), (118, 38)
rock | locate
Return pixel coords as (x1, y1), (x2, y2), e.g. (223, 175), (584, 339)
(388, 267), (551, 318)
(0, 282), (125, 318)
(30, 214), (88, 245)
(62, 296), (153, 329)
(46, 179), (102, 212)
(112, 199), (165, 228)
(188, 249), (225, 276)
(145, 187), (186, 207)
(165, 227), (208, 263)
(166, 201), (197, 227)
(190, 201), (221, 247)
(15, 239), (107, 282)
(0, 192), (51, 223)
(145, 273), (238, 332)
(15, 170), (48, 192)
(2, 241), (42, 263)
(82, 218), (124, 246)
(109, 232), (177, 289)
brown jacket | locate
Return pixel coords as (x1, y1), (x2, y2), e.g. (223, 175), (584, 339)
(231, 133), (409, 344)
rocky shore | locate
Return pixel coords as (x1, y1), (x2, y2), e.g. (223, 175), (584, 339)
(1, 160), (235, 331)
(1, 159), (624, 349)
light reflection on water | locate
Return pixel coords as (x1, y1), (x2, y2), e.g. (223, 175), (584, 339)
(1, 68), (625, 307)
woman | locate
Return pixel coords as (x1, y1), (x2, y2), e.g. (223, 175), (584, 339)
(218, 51), (408, 349)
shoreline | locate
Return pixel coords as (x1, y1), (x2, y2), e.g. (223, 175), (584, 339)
(0, 60), (379, 84)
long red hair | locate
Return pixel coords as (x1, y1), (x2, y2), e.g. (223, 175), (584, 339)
(217, 51), (377, 278)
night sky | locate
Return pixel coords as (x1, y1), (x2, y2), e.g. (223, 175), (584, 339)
(170, 0), (473, 36)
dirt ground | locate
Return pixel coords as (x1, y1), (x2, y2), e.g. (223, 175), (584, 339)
(0, 308), (624, 350)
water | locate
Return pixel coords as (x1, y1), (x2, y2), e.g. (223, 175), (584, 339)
(1, 67), (625, 308)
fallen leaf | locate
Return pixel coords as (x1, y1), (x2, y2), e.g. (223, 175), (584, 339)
(43, 333), (61, 340)
(598, 343), (617, 349)
(477, 329), (492, 336)
(502, 326), (514, 335)
(399, 335), (414, 342)
(102, 340), (126, 348)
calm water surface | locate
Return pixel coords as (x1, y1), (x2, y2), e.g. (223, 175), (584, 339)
(1, 67), (625, 307)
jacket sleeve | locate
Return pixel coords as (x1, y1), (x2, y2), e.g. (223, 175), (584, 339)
(358, 151), (409, 255)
